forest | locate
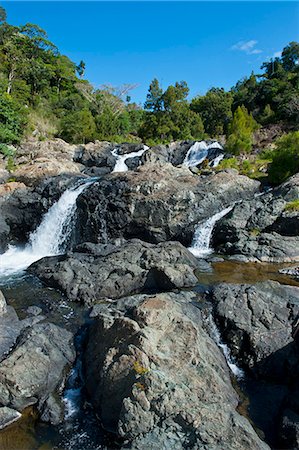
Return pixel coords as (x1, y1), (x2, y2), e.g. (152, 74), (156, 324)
(0, 5), (298, 153)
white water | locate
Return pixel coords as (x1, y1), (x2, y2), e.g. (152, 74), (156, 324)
(183, 141), (223, 168)
(206, 315), (244, 378)
(210, 153), (224, 167)
(112, 145), (149, 173)
(189, 206), (233, 258)
(0, 180), (95, 278)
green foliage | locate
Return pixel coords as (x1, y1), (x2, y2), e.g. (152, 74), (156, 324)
(0, 92), (27, 143)
(285, 199), (299, 212)
(144, 78), (163, 112)
(281, 42), (299, 72)
(191, 88), (233, 136)
(226, 106), (258, 155)
(59, 109), (96, 143)
(268, 132), (299, 184)
(0, 143), (14, 156)
(217, 157), (238, 170)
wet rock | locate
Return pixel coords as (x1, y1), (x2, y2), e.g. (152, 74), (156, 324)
(75, 163), (260, 246)
(213, 173), (299, 262)
(0, 290), (7, 315)
(212, 281), (299, 377)
(29, 239), (199, 304)
(0, 406), (21, 430)
(0, 322), (75, 419)
(280, 266), (299, 280)
(84, 291), (269, 449)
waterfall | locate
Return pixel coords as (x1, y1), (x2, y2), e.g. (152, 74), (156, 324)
(189, 206), (233, 258)
(205, 315), (244, 378)
(210, 153), (224, 167)
(183, 141), (223, 168)
(0, 179), (95, 278)
(112, 145), (149, 173)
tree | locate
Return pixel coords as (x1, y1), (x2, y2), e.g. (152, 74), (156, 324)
(162, 81), (189, 111)
(76, 60), (86, 78)
(281, 41), (299, 72)
(0, 92), (27, 143)
(226, 105), (258, 155)
(0, 6), (6, 24)
(191, 88), (233, 136)
(59, 108), (96, 143)
(268, 132), (299, 184)
(144, 78), (163, 111)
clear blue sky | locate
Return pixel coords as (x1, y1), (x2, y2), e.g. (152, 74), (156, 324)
(2, 1), (299, 104)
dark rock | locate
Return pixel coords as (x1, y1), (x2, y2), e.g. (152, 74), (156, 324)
(0, 322), (75, 419)
(212, 173), (299, 262)
(75, 164), (260, 246)
(74, 141), (116, 170)
(84, 291), (269, 449)
(212, 281), (299, 377)
(28, 239), (199, 304)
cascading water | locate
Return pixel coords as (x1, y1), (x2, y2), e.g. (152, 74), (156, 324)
(112, 145), (149, 172)
(189, 206), (233, 258)
(205, 315), (244, 378)
(183, 141), (223, 168)
(0, 179), (95, 278)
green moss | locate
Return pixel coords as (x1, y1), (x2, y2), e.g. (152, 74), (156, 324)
(285, 199), (299, 212)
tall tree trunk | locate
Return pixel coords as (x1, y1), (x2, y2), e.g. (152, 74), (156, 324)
(7, 66), (15, 95)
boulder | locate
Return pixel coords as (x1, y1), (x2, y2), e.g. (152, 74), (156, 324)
(212, 281), (299, 377)
(74, 140), (116, 170)
(212, 173), (299, 262)
(13, 139), (82, 185)
(75, 164), (260, 246)
(0, 322), (75, 423)
(84, 291), (269, 449)
(28, 239), (199, 304)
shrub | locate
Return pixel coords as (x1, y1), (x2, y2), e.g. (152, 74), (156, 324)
(285, 199), (299, 212)
(268, 132), (299, 184)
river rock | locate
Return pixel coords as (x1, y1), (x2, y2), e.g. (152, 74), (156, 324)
(212, 281), (299, 378)
(84, 291), (269, 449)
(75, 163), (260, 246)
(212, 173), (299, 262)
(0, 322), (75, 423)
(0, 406), (21, 430)
(28, 239), (199, 304)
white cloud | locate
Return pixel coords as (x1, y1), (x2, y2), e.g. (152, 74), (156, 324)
(231, 40), (262, 55)
(273, 51), (282, 58)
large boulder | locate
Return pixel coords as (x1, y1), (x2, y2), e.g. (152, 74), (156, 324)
(212, 281), (299, 377)
(13, 139), (82, 185)
(75, 164), (260, 246)
(0, 322), (75, 423)
(212, 173), (299, 262)
(84, 291), (269, 449)
(28, 239), (199, 304)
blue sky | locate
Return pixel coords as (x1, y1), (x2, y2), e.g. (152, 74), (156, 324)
(2, 1), (299, 104)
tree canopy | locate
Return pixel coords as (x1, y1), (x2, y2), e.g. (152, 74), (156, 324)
(0, 6), (298, 147)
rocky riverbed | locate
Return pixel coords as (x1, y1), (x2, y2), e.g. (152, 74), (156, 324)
(0, 138), (298, 449)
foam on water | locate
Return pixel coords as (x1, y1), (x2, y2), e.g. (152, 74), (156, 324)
(0, 179), (95, 278)
(112, 145), (149, 172)
(183, 141), (223, 168)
